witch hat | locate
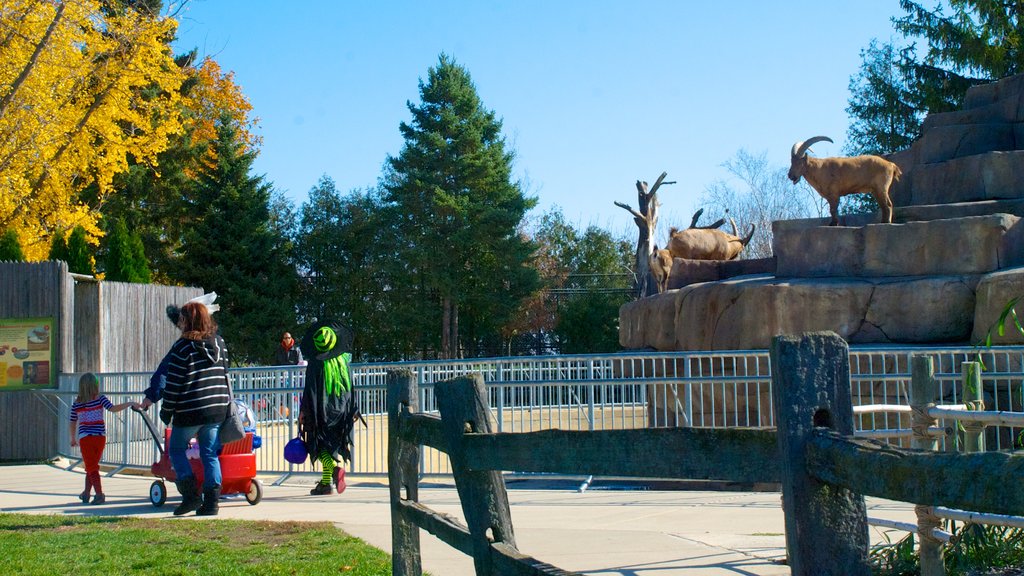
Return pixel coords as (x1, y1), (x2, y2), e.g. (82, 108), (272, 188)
(299, 320), (354, 361)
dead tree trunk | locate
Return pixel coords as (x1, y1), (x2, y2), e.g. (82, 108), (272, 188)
(615, 172), (672, 298)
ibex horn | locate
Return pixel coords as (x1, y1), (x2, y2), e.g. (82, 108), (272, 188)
(741, 224), (755, 246)
(791, 136), (834, 159)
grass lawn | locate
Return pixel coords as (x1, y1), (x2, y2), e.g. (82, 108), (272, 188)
(0, 512), (414, 575)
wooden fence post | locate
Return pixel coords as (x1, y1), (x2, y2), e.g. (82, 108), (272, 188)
(962, 361), (985, 453)
(388, 369), (422, 576)
(770, 331), (870, 576)
(435, 373), (516, 576)
(911, 355), (945, 576)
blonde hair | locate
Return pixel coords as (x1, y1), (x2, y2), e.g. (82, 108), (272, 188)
(76, 373), (100, 403)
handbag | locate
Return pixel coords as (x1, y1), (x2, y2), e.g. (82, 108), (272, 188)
(220, 400), (245, 444)
(219, 371), (246, 444)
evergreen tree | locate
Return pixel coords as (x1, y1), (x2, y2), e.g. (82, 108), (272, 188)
(294, 177), (392, 360)
(0, 229), (24, 261)
(551, 225), (632, 354)
(127, 232), (152, 284)
(47, 226), (93, 274)
(104, 218), (151, 283)
(174, 115), (298, 364)
(893, 0), (1024, 113)
(48, 232), (69, 264)
(846, 40), (921, 157)
(527, 209), (633, 354)
(848, 2), (1024, 155)
(382, 54), (540, 359)
(65, 226), (95, 275)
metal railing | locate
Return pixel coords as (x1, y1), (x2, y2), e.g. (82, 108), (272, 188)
(49, 345), (1024, 479)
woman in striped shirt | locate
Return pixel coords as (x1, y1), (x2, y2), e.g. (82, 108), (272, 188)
(159, 301), (232, 516)
(69, 373), (138, 505)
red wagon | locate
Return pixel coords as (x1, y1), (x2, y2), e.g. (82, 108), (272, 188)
(133, 406), (263, 507)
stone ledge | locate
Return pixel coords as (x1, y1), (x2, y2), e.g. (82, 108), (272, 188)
(920, 97), (1023, 131)
(908, 151), (1024, 206)
(915, 124), (1016, 164)
(620, 274), (986, 351)
(972, 266), (1024, 345)
(773, 214), (1020, 278)
(772, 199), (1024, 232)
(964, 75), (1024, 110)
(665, 257), (775, 290)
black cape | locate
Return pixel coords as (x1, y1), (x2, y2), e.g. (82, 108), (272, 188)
(299, 320), (358, 464)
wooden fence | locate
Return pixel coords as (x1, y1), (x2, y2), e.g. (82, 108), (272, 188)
(0, 261), (201, 460)
(386, 331), (1024, 576)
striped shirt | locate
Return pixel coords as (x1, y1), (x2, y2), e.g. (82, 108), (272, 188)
(70, 396), (114, 439)
(160, 335), (231, 427)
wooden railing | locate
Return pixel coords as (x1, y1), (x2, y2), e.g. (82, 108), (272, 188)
(389, 331), (1024, 575)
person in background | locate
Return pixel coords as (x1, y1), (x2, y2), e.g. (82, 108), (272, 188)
(298, 320), (358, 495)
(69, 373), (138, 505)
(160, 302), (231, 516)
(274, 331), (303, 366)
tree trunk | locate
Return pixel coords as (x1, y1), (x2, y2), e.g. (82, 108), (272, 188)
(452, 302), (460, 359)
(441, 296), (451, 358)
(0, 2), (65, 123)
(614, 171), (671, 298)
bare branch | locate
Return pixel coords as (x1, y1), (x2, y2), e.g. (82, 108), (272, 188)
(648, 171), (670, 198)
(614, 201), (645, 222)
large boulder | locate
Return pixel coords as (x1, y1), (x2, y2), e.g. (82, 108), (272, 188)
(621, 274), (979, 351)
(909, 152), (1024, 206)
(663, 257), (775, 290)
(971, 267), (1024, 345)
(773, 214), (1020, 278)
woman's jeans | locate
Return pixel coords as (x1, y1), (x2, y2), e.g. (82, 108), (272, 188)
(169, 423), (222, 490)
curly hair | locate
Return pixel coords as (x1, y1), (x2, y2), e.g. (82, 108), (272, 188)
(178, 301), (217, 341)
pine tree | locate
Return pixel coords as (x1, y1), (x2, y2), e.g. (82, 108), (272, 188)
(0, 229), (24, 261)
(104, 218), (151, 283)
(848, 2), (1024, 155)
(382, 54), (540, 359)
(846, 40), (921, 157)
(174, 115), (298, 364)
(47, 227), (93, 274)
(48, 232), (69, 264)
(294, 177), (391, 359)
(893, 0), (1024, 114)
(65, 226), (94, 275)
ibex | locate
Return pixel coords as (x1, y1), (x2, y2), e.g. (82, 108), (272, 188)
(788, 136), (902, 226)
(649, 246), (673, 294)
(666, 219), (754, 262)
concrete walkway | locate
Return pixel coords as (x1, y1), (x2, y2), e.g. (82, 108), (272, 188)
(0, 463), (916, 575)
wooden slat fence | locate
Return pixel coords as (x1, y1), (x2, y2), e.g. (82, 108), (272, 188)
(387, 331), (1024, 576)
(0, 261), (201, 460)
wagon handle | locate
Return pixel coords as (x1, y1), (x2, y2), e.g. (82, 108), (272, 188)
(132, 405), (167, 455)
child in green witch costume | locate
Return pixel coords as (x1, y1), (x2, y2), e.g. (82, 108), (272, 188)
(298, 320), (358, 495)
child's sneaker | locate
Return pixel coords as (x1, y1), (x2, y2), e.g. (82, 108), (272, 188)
(332, 466), (346, 494)
(90, 493), (105, 505)
(78, 491), (89, 504)
(309, 481), (332, 496)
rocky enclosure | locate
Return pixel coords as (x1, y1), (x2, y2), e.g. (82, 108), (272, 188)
(622, 73), (1024, 351)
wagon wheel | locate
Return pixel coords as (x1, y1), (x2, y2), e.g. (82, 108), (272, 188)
(149, 480), (167, 507)
(246, 479), (263, 505)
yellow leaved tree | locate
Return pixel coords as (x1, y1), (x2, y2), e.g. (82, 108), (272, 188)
(0, 0), (186, 260)
(185, 57), (260, 162)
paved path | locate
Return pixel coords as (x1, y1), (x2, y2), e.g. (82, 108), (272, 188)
(0, 463), (916, 575)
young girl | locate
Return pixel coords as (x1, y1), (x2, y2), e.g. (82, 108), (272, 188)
(298, 321), (358, 495)
(69, 373), (137, 505)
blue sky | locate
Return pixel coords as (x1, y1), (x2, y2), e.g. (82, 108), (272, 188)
(171, 1), (901, 236)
